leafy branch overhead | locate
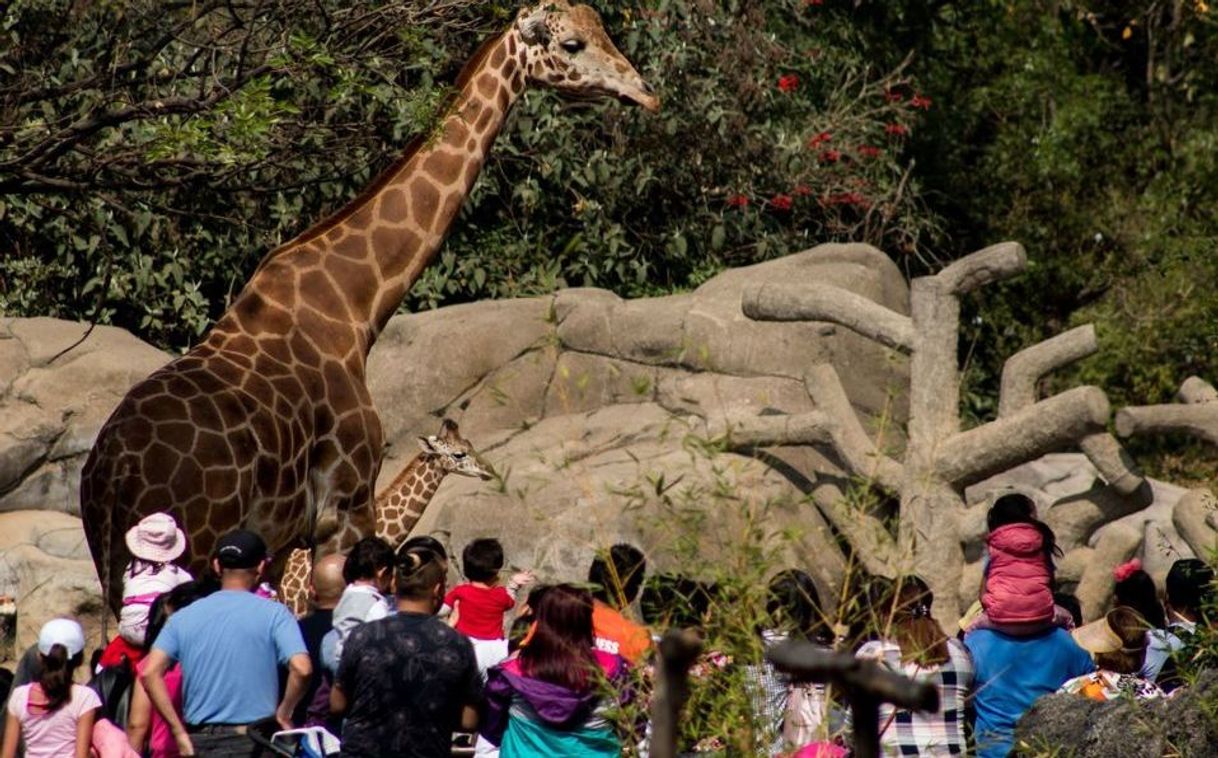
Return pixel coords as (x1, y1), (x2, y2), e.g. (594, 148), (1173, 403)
(1, 0), (934, 350)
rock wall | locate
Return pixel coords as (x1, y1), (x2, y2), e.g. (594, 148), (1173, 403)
(0, 244), (909, 642)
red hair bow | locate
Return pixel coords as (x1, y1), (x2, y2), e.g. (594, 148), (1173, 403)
(1113, 558), (1142, 583)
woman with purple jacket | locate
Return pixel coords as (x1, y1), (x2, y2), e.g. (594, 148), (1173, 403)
(480, 584), (630, 757)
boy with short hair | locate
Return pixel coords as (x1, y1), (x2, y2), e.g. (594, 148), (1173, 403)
(443, 538), (533, 676)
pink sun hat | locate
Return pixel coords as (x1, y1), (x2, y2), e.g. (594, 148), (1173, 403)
(125, 512), (187, 564)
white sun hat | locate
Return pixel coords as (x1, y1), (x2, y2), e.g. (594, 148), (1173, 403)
(37, 618), (86, 658)
(125, 512), (188, 564)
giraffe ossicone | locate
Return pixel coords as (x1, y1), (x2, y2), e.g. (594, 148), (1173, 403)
(80, 1), (658, 616)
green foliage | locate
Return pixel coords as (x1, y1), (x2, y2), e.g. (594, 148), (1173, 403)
(0, 0), (933, 351)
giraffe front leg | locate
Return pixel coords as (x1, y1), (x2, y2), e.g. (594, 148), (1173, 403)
(280, 547), (314, 618)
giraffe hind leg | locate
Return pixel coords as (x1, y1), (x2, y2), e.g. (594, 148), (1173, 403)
(280, 547), (313, 618)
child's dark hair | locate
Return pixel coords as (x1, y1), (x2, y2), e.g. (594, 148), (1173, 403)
(38, 645), (83, 712)
(1053, 591), (1083, 628)
(588, 543), (647, 607)
(343, 536), (395, 584)
(1114, 561), (1166, 629)
(988, 492), (1061, 564)
(766, 570), (832, 645)
(462, 538), (505, 583)
(146, 580), (216, 648)
(639, 573), (715, 628)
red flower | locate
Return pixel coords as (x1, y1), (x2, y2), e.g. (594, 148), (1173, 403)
(777, 74), (800, 93)
(818, 148), (842, 163)
(792, 184), (813, 196)
(910, 93), (932, 110)
(770, 194), (793, 211)
(823, 191), (869, 207)
(804, 0), (824, 5)
(884, 89), (904, 103)
(857, 144), (882, 158)
(807, 131), (833, 149)
(726, 194), (750, 208)
(885, 122), (909, 137)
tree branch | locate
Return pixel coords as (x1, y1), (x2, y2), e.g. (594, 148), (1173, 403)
(998, 325), (1098, 416)
(935, 386), (1110, 486)
(804, 364), (905, 493)
(1115, 403), (1218, 444)
(1179, 376), (1218, 404)
(741, 282), (914, 354)
(933, 241), (1027, 295)
(710, 411), (833, 448)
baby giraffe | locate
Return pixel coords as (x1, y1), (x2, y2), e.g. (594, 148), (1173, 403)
(281, 419), (492, 615)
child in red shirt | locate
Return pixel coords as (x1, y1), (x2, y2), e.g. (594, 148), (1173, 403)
(443, 538), (533, 677)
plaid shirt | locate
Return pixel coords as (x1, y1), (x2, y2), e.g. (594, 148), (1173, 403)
(856, 638), (974, 755)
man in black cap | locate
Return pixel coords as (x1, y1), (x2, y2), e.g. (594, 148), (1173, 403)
(141, 529), (311, 756)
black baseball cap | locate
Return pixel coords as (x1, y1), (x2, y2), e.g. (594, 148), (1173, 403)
(214, 529), (268, 569)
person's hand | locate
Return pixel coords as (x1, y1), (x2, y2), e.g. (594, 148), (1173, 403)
(275, 705), (294, 731)
(509, 570), (535, 588)
(172, 727), (195, 756)
(447, 600), (460, 628)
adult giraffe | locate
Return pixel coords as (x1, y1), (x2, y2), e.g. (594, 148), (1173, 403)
(278, 418), (492, 616)
(81, 0), (658, 616)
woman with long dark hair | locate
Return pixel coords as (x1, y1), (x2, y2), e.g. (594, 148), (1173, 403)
(855, 577), (973, 755)
(481, 584), (630, 756)
(1, 619), (99, 758)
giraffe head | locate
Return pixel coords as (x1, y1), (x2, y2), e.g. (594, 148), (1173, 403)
(515, 1), (659, 112)
(417, 419), (494, 480)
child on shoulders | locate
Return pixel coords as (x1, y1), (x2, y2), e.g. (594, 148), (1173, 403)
(119, 512), (193, 647)
(966, 492), (1074, 636)
(332, 537), (395, 665)
(444, 538), (534, 676)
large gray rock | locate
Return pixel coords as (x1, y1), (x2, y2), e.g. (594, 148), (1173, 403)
(1, 244), (909, 611)
(0, 510), (103, 661)
(367, 244), (912, 598)
(0, 318), (170, 515)
(1015, 670), (1218, 756)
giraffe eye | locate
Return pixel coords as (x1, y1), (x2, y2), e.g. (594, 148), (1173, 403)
(560, 38), (585, 54)
(453, 452), (467, 460)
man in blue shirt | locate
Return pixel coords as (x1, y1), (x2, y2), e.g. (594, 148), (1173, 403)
(965, 626), (1094, 758)
(142, 529), (311, 756)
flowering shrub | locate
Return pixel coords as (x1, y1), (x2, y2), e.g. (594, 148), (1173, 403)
(0, 0), (938, 348)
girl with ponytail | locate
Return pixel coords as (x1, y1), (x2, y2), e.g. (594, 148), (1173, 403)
(1, 619), (100, 758)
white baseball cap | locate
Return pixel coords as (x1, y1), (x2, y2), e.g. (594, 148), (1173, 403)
(37, 618), (86, 658)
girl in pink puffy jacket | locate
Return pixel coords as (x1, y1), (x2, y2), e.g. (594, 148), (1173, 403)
(967, 493), (1074, 635)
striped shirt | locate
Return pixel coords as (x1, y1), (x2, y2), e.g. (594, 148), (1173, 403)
(856, 638), (974, 755)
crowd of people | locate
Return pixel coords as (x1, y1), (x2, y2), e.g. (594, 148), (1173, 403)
(0, 489), (1215, 757)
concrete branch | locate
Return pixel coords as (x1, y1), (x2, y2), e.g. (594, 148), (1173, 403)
(1115, 403), (1218, 445)
(712, 411), (833, 449)
(1179, 376), (1218, 404)
(935, 386), (1110, 486)
(934, 242), (1027, 295)
(998, 325), (1098, 417)
(805, 364), (905, 493)
(741, 282), (914, 354)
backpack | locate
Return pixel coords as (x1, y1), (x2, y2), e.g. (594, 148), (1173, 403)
(87, 656), (134, 729)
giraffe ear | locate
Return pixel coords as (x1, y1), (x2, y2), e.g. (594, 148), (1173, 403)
(418, 436), (439, 454)
(438, 418), (459, 441)
(518, 7), (551, 47)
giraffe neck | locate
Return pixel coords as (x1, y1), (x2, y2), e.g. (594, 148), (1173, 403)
(232, 29), (527, 352)
(374, 452), (447, 545)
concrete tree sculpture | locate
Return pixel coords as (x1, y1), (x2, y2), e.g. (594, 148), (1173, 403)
(1116, 377), (1218, 557)
(728, 242), (1147, 623)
